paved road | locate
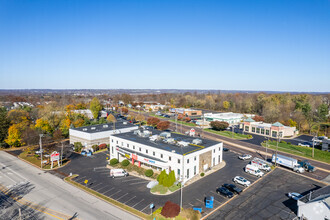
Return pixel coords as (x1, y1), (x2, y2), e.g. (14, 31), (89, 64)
(0, 151), (140, 220)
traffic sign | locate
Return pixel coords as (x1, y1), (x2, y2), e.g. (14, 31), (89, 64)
(84, 180), (88, 185)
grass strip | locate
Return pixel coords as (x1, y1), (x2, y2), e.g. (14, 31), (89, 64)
(169, 120), (196, 127)
(262, 141), (330, 164)
(64, 175), (149, 219)
(204, 129), (251, 140)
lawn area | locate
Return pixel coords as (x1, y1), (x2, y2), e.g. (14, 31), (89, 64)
(64, 175), (149, 219)
(146, 207), (201, 220)
(150, 113), (167, 119)
(262, 141), (330, 163)
(151, 183), (181, 194)
(205, 128), (252, 140)
(19, 151), (69, 169)
(169, 119), (196, 127)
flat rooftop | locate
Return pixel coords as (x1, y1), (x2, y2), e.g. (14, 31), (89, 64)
(112, 129), (221, 155)
(70, 119), (137, 133)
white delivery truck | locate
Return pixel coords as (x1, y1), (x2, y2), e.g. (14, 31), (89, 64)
(110, 169), (129, 178)
(251, 158), (271, 171)
(245, 164), (264, 177)
(272, 154), (304, 173)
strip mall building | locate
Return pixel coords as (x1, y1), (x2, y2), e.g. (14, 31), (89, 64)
(109, 129), (223, 183)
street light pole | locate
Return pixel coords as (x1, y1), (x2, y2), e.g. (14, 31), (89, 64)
(312, 134), (315, 158)
(39, 134), (43, 169)
(274, 133), (280, 166)
(61, 142), (64, 166)
(180, 147), (184, 212)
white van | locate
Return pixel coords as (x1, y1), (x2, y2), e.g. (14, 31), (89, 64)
(251, 158), (271, 171)
(245, 164), (264, 177)
(110, 169), (129, 178)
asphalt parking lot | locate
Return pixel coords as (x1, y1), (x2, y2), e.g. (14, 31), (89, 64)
(206, 167), (327, 220)
(58, 149), (271, 216)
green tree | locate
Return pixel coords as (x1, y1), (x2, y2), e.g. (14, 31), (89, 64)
(223, 101), (230, 110)
(158, 170), (166, 185)
(210, 121), (229, 131)
(0, 107), (10, 144)
(168, 170), (176, 186)
(317, 103), (328, 122)
(90, 97), (102, 119)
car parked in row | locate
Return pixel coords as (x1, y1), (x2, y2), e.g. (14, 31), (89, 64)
(233, 176), (251, 187)
(216, 187), (234, 198)
(287, 192), (303, 200)
(238, 154), (252, 160)
(223, 183), (242, 194)
(298, 142), (312, 147)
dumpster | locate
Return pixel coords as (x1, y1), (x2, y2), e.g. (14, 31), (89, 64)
(193, 206), (202, 213)
(205, 196), (214, 209)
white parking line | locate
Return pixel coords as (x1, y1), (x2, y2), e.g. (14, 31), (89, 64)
(124, 196), (136, 204)
(140, 204), (151, 212)
(94, 185), (109, 192)
(90, 182), (102, 189)
(132, 199), (144, 208)
(109, 190), (122, 197)
(74, 176), (86, 181)
(115, 193), (128, 201)
(102, 187), (115, 194)
(196, 199), (204, 203)
(129, 181), (149, 185)
(121, 177), (140, 183)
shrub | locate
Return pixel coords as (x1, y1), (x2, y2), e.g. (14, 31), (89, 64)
(281, 141), (287, 144)
(210, 121), (229, 131)
(145, 169), (154, 177)
(200, 172), (205, 177)
(74, 142), (83, 152)
(110, 158), (119, 165)
(248, 135), (252, 139)
(99, 143), (107, 150)
(121, 159), (130, 166)
(161, 201), (180, 218)
(92, 145), (99, 152)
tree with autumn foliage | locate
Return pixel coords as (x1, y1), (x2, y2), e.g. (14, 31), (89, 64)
(157, 121), (170, 130)
(121, 107), (129, 115)
(90, 97), (102, 119)
(252, 115), (265, 122)
(177, 114), (183, 120)
(35, 118), (52, 134)
(147, 117), (160, 127)
(107, 114), (117, 130)
(5, 124), (23, 147)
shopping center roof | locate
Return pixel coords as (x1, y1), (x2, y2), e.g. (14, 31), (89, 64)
(111, 129), (221, 155)
(70, 119), (137, 133)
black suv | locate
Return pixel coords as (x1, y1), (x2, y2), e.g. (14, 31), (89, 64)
(223, 183), (242, 194)
(216, 187), (234, 198)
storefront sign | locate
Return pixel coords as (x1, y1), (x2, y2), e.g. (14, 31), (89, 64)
(51, 151), (59, 162)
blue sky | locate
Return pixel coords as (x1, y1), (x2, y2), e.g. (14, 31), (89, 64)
(0, 0), (329, 92)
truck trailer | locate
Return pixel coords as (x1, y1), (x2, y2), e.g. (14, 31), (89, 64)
(272, 154), (304, 173)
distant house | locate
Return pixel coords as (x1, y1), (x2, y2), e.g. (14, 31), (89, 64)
(297, 185), (330, 220)
(170, 108), (202, 117)
(72, 109), (107, 119)
(242, 118), (298, 138)
(143, 103), (166, 112)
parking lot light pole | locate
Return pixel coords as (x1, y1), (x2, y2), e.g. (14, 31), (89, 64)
(275, 133), (280, 166)
(312, 134), (316, 158)
(39, 134), (43, 169)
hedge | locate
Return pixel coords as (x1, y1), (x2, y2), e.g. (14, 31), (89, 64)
(110, 158), (119, 165)
(121, 159), (130, 166)
(145, 169), (154, 177)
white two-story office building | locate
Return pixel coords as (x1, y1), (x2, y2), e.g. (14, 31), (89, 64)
(109, 129), (223, 183)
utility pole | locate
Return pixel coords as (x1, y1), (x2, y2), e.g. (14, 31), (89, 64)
(61, 142), (64, 166)
(39, 134), (43, 169)
(274, 133), (280, 166)
(312, 134), (315, 158)
(265, 138), (269, 161)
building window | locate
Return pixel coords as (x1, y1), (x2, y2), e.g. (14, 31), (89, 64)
(133, 145), (135, 150)
(112, 139), (113, 143)
(219, 147), (221, 151)
(187, 169), (189, 179)
(256, 128), (260, 133)
(146, 149), (148, 154)
(245, 126), (249, 131)
(194, 166), (196, 175)
(261, 129), (265, 134)
(272, 131), (277, 138)
(279, 132), (283, 137)
(111, 146), (113, 154)
(187, 159), (189, 164)
(153, 151), (155, 156)
(252, 127), (256, 132)
(266, 130), (270, 135)
(116, 141), (118, 144)
(194, 156), (196, 161)
(127, 144), (129, 148)
(169, 156), (171, 161)
(213, 157), (215, 166)
(178, 169), (180, 177)
(139, 147), (141, 152)
(178, 159), (180, 164)
(161, 154), (163, 158)
(213, 149), (215, 153)
(218, 155), (220, 163)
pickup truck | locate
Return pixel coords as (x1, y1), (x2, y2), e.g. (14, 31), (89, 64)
(298, 160), (316, 172)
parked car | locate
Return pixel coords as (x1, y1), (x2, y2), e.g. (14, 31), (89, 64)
(110, 169), (129, 178)
(245, 164), (264, 177)
(298, 142), (312, 147)
(233, 176), (251, 187)
(216, 187), (234, 198)
(223, 183), (242, 194)
(287, 192), (303, 200)
(223, 147), (229, 152)
(238, 154), (252, 160)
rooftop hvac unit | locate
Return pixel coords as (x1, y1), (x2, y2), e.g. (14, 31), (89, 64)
(160, 132), (171, 138)
(83, 128), (87, 131)
(163, 138), (175, 144)
(103, 125), (108, 128)
(149, 135), (159, 141)
(123, 122), (127, 125)
(192, 139), (202, 145)
(91, 127), (96, 130)
(143, 130), (151, 137)
(177, 141), (189, 147)
(171, 150), (176, 153)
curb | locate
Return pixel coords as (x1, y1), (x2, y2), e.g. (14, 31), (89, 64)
(201, 168), (275, 220)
